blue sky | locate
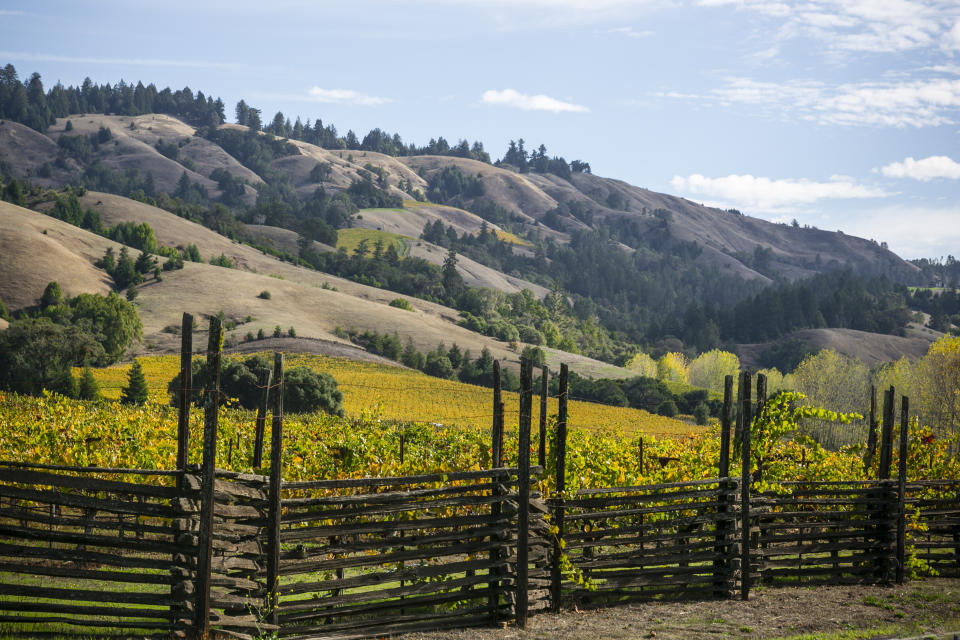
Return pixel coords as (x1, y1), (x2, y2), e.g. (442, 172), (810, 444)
(2, 0), (959, 258)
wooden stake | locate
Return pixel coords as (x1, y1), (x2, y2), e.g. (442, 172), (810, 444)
(252, 368), (272, 470)
(492, 361), (503, 468)
(266, 353), (284, 628)
(516, 358), (532, 628)
(550, 363), (568, 613)
(176, 313), (193, 474)
(740, 371), (752, 601)
(195, 316), (222, 637)
(896, 395), (909, 584)
(864, 385), (878, 472)
(539, 365), (548, 469)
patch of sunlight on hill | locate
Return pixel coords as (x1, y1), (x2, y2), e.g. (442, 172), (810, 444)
(336, 227), (409, 257)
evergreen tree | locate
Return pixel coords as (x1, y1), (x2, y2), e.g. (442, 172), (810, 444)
(40, 281), (64, 308)
(77, 366), (101, 401)
(120, 360), (149, 404)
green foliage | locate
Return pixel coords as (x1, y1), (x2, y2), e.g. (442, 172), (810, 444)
(388, 298), (412, 311)
(120, 360), (149, 404)
(76, 366), (101, 401)
(0, 319), (104, 396)
(68, 292), (143, 365)
(282, 366), (344, 416)
(209, 253), (234, 268)
(40, 281), (63, 308)
(258, 290), (271, 300)
(693, 402), (710, 425)
(0, 298), (9, 322)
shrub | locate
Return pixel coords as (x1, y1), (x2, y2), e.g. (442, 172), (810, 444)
(693, 402), (710, 426)
(273, 325), (282, 338)
(283, 366), (344, 416)
(389, 298), (413, 311)
(657, 399), (679, 417)
(258, 291), (271, 300)
(77, 366), (101, 401)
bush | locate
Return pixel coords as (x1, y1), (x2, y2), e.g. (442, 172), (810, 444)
(657, 399), (679, 417)
(282, 366), (343, 415)
(77, 366), (101, 401)
(258, 291), (271, 300)
(389, 298), (413, 311)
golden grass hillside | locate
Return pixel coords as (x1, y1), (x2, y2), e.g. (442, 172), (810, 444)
(80, 353), (701, 437)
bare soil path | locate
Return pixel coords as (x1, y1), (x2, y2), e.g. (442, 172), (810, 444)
(405, 579), (960, 640)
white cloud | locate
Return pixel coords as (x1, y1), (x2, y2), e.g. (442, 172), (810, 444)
(306, 87), (391, 106)
(841, 204), (960, 258)
(663, 76), (960, 127)
(699, 0), (956, 56)
(879, 155), (960, 181)
(670, 173), (889, 210)
(945, 20), (960, 51)
(481, 89), (589, 113)
(609, 26), (654, 38)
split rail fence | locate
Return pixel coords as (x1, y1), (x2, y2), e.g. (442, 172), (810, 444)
(0, 315), (957, 639)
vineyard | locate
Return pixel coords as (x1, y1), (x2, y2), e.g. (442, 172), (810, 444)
(0, 316), (959, 640)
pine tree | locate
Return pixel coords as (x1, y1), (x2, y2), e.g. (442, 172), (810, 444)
(77, 366), (101, 401)
(120, 360), (149, 404)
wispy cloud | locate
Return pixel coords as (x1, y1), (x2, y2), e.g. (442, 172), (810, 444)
(608, 26), (654, 38)
(0, 51), (245, 70)
(661, 76), (960, 127)
(698, 0), (956, 55)
(670, 173), (889, 211)
(879, 155), (960, 181)
(306, 87), (391, 106)
(840, 204), (960, 258)
(481, 89), (589, 113)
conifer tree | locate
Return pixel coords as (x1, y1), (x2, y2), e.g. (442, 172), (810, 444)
(120, 360), (149, 404)
(77, 366), (101, 401)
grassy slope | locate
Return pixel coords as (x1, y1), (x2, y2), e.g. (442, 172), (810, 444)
(0, 199), (633, 380)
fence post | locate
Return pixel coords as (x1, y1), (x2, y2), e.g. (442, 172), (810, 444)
(516, 358), (532, 628)
(754, 374), (767, 483)
(896, 395), (909, 584)
(492, 361), (503, 468)
(195, 316), (222, 638)
(252, 368), (272, 469)
(266, 353), (284, 628)
(877, 386), (895, 583)
(550, 363), (568, 613)
(177, 312), (193, 477)
(539, 365), (548, 469)
(488, 360), (504, 623)
(715, 374), (734, 597)
(733, 372), (744, 457)
(740, 371), (752, 600)
(864, 385), (878, 472)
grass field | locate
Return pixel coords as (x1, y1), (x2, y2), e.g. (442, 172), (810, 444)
(336, 227), (410, 257)
(79, 354), (701, 437)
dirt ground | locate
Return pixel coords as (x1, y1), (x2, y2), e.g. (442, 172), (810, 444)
(405, 579), (960, 640)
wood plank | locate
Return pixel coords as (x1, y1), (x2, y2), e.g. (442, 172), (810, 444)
(0, 484), (178, 518)
(282, 482), (499, 508)
(0, 468), (183, 500)
(280, 573), (497, 612)
(279, 524), (505, 555)
(564, 499), (728, 522)
(575, 478), (733, 496)
(0, 523), (186, 554)
(280, 586), (504, 623)
(279, 513), (508, 536)
(0, 541), (184, 570)
(0, 560), (173, 585)
(0, 600), (174, 619)
(282, 467), (533, 490)
(0, 615), (173, 630)
(0, 583), (175, 606)
(280, 493), (508, 524)
(279, 538), (503, 574)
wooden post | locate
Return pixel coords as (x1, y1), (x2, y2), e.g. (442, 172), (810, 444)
(266, 353), (284, 628)
(876, 386), (895, 583)
(539, 365), (548, 470)
(194, 316), (222, 637)
(176, 313), (193, 475)
(720, 375), (733, 479)
(755, 373), (767, 483)
(638, 437), (644, 476)
(864, 385), (878, 472)
(896, 396), (909, 584)
(492, 361), (503, 468)
(740, 371), (752, 600)
(550, 364), (568, 613)
(879, 386), (895, 481)
(516, 358), (532, 628)
(252, 368), (272, 470)
(733, 372), (744, 457)
(715, 374), (734, 597)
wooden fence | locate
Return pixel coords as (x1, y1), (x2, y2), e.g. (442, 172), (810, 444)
(0, 316), (957, 639)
